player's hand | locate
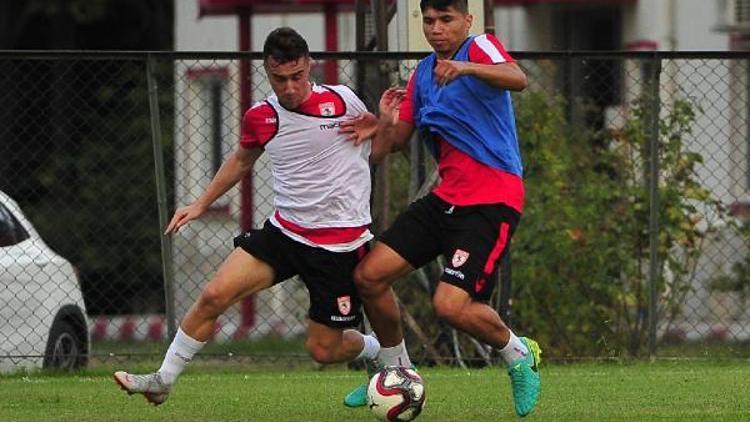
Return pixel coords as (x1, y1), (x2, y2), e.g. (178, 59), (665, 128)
(340, 112), (378, 145)
(164, 202), (208, 234)
(379, 87), (406, 126)
(434, 59), (468, 86)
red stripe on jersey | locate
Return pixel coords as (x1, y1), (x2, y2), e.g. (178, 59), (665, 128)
(433, 139), (524, 212)
(274, 211), (368, 244)
(468, 34), (515, 65)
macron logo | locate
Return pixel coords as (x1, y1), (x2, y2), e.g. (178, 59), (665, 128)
(319, 121), (342, 130)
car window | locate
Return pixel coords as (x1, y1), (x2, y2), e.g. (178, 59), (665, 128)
(0, 202), (30, 247)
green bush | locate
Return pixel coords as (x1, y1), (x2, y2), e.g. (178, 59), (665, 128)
(508, 91), (721, 357)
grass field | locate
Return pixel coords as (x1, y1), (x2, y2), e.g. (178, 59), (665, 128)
(1, 360), (748, 421)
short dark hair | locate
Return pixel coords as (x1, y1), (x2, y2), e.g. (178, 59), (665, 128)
(263, 27), (309, 64)
(419, 0), (468, 14)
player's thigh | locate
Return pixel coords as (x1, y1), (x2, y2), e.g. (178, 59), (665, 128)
(432, 280), (472, 317)
(357, 241), (414, 284)
(233, 220), (297, 284)
(203, 248), (275, 304)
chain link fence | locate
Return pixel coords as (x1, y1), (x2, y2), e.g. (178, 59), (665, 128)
(0, 51), (748, 370)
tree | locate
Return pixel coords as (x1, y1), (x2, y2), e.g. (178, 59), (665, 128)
(0, 0), (174, 315)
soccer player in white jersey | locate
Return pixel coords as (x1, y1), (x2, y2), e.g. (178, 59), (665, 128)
(113, 27), (384, 406)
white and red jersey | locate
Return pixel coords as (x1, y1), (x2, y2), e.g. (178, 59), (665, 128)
(240, 84), (373, 252)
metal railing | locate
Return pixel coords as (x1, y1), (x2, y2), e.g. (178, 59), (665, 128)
(1, 50), (749, 369)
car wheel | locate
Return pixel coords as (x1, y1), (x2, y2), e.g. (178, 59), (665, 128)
(43, 320), (85, 370)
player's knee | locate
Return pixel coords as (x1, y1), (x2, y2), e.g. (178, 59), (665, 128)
(198, 284), (230, 315)
(354, 266), (383, 298)
(305, 338), (339, 364)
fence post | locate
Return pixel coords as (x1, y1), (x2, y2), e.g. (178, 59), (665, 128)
(372, 0), (391, 232)
(147, 54), (177, 341)
(646, 54), (662, 358)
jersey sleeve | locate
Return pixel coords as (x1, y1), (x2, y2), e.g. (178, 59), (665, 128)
(468, 33), (515, 65)
(240, 102), (278, 149)
(398, 71), (417, 124)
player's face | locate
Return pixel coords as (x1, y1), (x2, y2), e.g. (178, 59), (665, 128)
(422, 6), (473, 58)
(264, 57), (312, 109)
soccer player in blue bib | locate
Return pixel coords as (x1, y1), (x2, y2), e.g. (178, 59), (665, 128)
(341, 0), (541, 417)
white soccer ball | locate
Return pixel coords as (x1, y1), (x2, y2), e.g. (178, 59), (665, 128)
(366, 366), (426, 421)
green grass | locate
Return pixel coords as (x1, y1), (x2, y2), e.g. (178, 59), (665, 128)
(1, 361), (748, 421)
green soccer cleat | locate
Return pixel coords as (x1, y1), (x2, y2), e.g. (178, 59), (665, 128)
(343, 383), (369, 408)
(507, 337), (542, 417)
(343, 358), (380, 408)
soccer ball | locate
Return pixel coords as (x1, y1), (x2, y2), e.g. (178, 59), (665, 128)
(366, 366), (426, 421)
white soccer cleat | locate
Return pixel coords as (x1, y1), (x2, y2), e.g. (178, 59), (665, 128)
(113, 371), (171, 406)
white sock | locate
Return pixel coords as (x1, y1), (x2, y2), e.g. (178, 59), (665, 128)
(158, 327), (206, 385)
(499, 331), (529, 366)
(378, 340), (412, 367)
(355, 334), (380, 360)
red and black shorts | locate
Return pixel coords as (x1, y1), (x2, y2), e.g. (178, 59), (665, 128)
(233, 220), (368, 329)
(379, 193), (519, 302)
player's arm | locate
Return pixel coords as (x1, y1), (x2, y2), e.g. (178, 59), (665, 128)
(192, 147), (260, 210)
(370, 118), (414, 164)
(370, 87), (414, 163)
(435, 34), (527, 91)
(166, 103), (272, 234)
(339, 87), (414, 164)
(165, 147), (262, 234)
(435, 59), (527, 91)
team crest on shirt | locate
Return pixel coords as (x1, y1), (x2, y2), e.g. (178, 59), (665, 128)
(319, 101), (335, 116)
(451, 249), (470, 268)
(337, 295), (352, 315)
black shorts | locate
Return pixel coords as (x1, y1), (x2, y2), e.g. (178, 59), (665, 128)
(380, 193), (519, 302)
(233, 220), (367, 329)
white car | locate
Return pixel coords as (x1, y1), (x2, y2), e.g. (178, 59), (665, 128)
(0, 190), (89, 372)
